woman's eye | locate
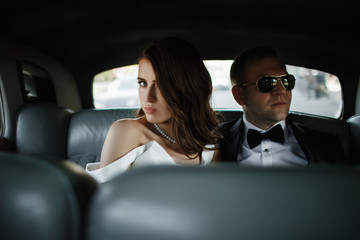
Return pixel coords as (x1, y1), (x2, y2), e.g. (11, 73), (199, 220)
(137, 81), (147, 87)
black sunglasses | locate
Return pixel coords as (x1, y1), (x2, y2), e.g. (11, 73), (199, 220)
(238, 74), (296, 93)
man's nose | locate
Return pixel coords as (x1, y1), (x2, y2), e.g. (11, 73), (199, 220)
(272, 78), (287, 94)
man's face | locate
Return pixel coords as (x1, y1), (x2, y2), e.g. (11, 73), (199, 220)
(232, 56), (291, 130)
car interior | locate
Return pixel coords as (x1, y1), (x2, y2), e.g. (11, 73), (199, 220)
(0, 1), (360, 239)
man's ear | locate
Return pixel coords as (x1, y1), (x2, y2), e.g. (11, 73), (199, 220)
(232, 86), (244, 105)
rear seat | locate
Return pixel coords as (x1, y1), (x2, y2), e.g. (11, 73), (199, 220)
(288, 112), (351, 161)
(68, 109), (136, 167)
(11, 105), (359, 240)
(15, 103), (354, 167)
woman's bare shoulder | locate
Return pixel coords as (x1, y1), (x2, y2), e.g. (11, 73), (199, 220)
(109, 117), (147, 134)
(100, 117), (149, 167)
(111, 117), (144, 126)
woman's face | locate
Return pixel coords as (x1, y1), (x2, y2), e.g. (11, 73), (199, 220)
(138, 58), (172, 124)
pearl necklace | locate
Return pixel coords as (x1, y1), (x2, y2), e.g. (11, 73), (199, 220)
(153, 123), (176, 143)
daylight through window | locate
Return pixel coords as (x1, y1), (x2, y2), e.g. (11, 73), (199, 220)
(93, 61), (342, 118)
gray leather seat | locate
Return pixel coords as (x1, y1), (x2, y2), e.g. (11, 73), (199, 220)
(86, 165), (360, 240)
(16, 103), (73, 160)
(15, 104), (352, 166)
(0, 152), (98, 240)
(15, 104), (136, 167)
(67, 108), (136, 167)
(289, 113), (351, 161)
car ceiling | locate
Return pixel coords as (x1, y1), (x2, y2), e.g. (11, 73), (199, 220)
(1, 1), (358, 68)
(0, 0), (359, 109)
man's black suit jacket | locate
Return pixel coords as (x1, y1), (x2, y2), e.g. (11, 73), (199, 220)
(219, 117), (345, 165)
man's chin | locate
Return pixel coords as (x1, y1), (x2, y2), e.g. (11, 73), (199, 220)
(271, 112), (289, 122)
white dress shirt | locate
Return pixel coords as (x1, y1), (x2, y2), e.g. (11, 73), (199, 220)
(238, 118), (308, 167)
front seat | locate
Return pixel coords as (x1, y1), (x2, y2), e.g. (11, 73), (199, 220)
(86, 165), (360, 240)
(0, 152), (98, 240)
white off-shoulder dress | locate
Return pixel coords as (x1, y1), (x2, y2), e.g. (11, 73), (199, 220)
(85, 140), (215, 183)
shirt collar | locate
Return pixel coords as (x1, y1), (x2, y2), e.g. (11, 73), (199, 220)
(243, 117), (286, 134)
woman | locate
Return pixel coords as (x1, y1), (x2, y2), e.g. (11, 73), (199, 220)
(86, 37), (221, 183)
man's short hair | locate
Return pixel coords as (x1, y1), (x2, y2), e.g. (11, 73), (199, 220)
(230, 47), (285, 86)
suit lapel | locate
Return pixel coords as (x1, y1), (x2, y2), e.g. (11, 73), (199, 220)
(287, 118), (312, 163)
(226, 118), (244, 161)
(223, 117), (315, 164)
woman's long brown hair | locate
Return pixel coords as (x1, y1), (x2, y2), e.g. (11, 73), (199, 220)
(137, 37), (220, 158)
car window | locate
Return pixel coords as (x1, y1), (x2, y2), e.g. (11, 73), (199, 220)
(93, 65), (139, 108)
(22, 62), (56, 104)
(93, 61), (342, 118)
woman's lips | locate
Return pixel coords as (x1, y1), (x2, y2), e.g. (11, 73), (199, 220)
(144, 106), (156, 114)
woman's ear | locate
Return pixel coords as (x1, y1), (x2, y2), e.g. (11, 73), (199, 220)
(232, 86), (244, 106)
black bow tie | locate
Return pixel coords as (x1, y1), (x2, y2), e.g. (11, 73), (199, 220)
(247, 124), (285, 149)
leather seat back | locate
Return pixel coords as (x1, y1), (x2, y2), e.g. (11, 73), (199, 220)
(86, 165), (360, 240)
(67, 109), (136, 167)
(0, 152), (98, 240)
(289, 112), (351, 161)
(15, 105), (352, 165)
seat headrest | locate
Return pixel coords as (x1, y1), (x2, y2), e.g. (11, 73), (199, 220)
(16, 103), (73, 160)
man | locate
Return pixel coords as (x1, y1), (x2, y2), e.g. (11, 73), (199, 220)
(219, 47), (344, 166)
